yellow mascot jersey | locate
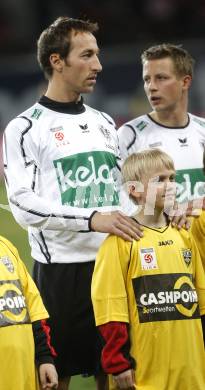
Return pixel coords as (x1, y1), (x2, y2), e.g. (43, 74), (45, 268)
(92, 225), (205, 390)
(0, 236), (49, 390)
(191, 210), (205, 271)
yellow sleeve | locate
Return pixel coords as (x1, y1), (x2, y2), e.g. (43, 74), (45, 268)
(0, 236), (49, 322)
(190, 233), (205, 316)
(91, 235), (131, 326)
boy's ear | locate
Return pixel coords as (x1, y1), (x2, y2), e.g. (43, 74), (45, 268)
(128, 183), (143, 200)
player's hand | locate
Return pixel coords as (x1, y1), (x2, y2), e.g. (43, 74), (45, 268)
(185, 199), (204, 216)
(113, 368), (136, 389)
(90, 211), (143, 241)
(39, 363), (58, 389)
(166, 201), (190, 230)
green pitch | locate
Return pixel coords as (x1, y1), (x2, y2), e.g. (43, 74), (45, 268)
(0, 181), (96, 390)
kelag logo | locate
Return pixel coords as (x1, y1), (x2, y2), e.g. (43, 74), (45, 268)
(176, 168), (205, 202)
(53, 151), (119, 208)
(133, 273), (200, 323)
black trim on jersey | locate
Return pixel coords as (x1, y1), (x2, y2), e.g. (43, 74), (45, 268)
(116, 156), (121, 171)
(3, 134), (8, 168)
(89, 210), (98, 231)
(18, 116), (35, 167)
(132, 217), (169, 233)
(39, 232), (51, 263)
(201, 315), (205, 347)
(100, 112), (114, 126)
(38, 95), (85, 114)
(147, 113), (190, 129)
(9, 196), (90, 222)
(125, 124), (137, 151)
(32, 233), (51, 263)
(31, 165), (38, 191)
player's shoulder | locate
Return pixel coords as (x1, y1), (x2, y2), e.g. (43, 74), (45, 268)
(0, 235), (19, 258)
(176, 225), (197, 248)
(85, 104), (116, 128)
(103, 233), (132, 251)
(4, 102), (43, 134)
(189, 112), (205, 129)
(118, 114), (151, 135)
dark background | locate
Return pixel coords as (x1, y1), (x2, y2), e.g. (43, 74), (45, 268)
(1, 0), (205, 128)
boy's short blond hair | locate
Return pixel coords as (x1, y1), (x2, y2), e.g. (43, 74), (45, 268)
(121, 148), (175, 184)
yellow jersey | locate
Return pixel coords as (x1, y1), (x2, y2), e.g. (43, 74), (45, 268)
(0, 236), (49, 390)
(92, 224), (205, 390)
(191, 210), (205, 271)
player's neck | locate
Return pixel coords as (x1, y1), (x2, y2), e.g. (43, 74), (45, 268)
(45, 79), (81, 103)
(134, 208), (167, 228)
(150, 109), (188, 128)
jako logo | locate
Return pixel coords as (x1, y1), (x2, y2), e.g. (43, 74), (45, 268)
(158, 240), (173, 246)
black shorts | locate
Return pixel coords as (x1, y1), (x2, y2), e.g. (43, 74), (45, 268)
(33, 261), (103, 379)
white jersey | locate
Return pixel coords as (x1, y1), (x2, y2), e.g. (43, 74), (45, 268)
(3, 97), (121, 264)
(118, 113), (205, 202)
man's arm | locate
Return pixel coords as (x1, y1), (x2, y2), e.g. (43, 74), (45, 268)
(3, 118), (143, 239)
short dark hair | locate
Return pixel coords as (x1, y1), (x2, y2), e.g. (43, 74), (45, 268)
(37, 16), (99, 79)
(141, 43), (195, 78)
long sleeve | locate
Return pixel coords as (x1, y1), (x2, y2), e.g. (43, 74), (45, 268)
(3, 117), (95, 232)
(32, 319), (57, 366)
(99, 322), (136, 375)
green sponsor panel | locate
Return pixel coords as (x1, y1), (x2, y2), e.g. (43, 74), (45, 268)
(176, 168), (205, 202)
(53, 151), (119, 208)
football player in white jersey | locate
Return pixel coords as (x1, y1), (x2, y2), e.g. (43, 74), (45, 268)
(3, 17), (142, 390)
(118, 43), (205, 207)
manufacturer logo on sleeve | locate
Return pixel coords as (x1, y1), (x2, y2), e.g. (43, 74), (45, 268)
(140, 248), (158, 270)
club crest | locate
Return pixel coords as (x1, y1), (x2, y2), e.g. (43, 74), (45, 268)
(99, 125), (111, 141)
(1, 256), (14, 273)
(182, 249), (192, 266)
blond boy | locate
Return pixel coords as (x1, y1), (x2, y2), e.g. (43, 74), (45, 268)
(92, 149), (205, 390)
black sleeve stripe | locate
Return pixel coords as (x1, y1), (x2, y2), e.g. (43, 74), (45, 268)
(116, 157), (121, 172)
(9, 196), (90, 221)
(125, 124), (137, 151)
(31, 165), (38, 191)
(100, 112), (115, 126)
(18, 116), (35, 167)
(39, 232), (51, 263)
(3, 133), (8, 168)
(32, 233), (51, 263)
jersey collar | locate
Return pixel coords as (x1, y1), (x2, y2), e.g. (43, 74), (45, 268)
(38, 95), (85, 114)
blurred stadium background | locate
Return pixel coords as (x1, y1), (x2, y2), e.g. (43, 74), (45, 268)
(0, 1), (205, 388)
